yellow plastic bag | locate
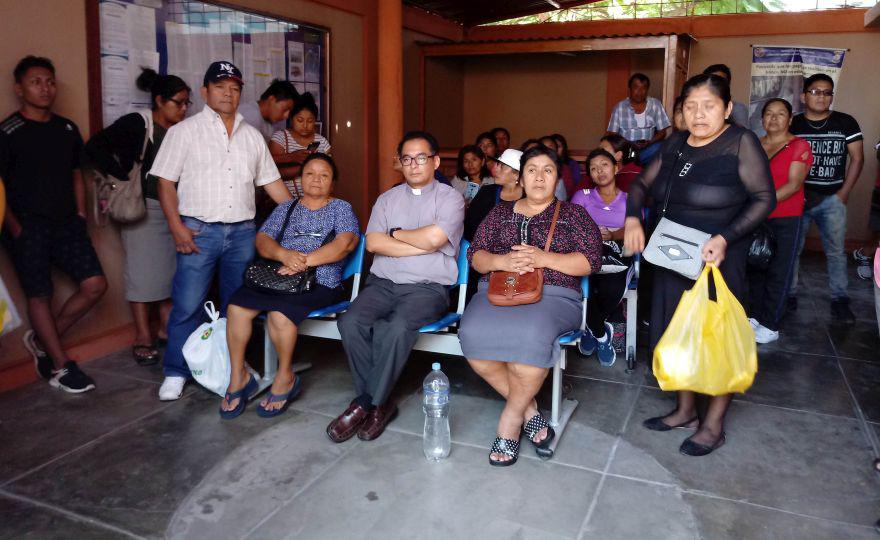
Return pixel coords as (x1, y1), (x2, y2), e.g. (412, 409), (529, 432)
(653, 264), (757, 396)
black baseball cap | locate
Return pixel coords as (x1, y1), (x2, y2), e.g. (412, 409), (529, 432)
(203, 61), (244, 87)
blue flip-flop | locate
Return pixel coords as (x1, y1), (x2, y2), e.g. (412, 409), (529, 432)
(219, 374), (258, 420)
(257, 376), (303, 418)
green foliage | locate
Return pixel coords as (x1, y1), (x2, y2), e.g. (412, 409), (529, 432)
(483, 0), (868, 24)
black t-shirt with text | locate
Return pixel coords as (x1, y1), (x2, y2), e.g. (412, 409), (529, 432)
(0, 112), (83, 220)
(790, 111), (862, 196)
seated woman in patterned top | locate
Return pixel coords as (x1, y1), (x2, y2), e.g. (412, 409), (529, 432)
(458, 145), (603, 467)
(221, 153), (359, 420)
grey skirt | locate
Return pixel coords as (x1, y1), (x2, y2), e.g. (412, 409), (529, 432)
(120, 198), (176, 302)
(458, 282), (583, 368)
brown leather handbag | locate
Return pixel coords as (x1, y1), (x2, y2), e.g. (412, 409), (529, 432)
(487, 201), (561, 307)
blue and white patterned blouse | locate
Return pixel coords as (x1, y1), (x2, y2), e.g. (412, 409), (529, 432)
(260, 198), (360, 288)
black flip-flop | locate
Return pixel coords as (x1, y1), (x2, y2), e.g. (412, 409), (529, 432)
(132, 345), (159, 366)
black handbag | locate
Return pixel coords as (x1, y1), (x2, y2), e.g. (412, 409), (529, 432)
(747, 222), (776, 270)
(244, 200), (334, 295)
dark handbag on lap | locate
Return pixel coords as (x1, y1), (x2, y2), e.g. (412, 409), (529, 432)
(244, 200), (334, 295)
(487, 201), (561, 307)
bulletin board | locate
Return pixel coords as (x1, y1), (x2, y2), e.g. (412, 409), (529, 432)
(87, 0), (329, 134)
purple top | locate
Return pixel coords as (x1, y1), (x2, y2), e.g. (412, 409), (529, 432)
(366, 180), (465, 285)
(467, 200), (603, 291)
(260, 198), (360, 289)
(570, 189), (627, 229)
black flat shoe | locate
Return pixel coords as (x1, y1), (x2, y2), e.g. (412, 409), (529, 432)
(679, 433), (726, 457)
(488, 437), (520, 467)
(642, 414), (698, 432)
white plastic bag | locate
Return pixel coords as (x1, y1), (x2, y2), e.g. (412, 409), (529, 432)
(0, 276), (22, 338)
(183, 302), (230, 396)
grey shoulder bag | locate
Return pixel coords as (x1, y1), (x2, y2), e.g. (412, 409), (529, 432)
(642, 140), (711, 280)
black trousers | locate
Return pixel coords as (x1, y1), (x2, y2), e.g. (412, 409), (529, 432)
(748, 216), (802, 331)
(587, 270), (630, 339)
(337, 275), (448, 407)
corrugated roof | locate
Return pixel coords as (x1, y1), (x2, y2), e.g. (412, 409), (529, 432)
(403, 0), (605, 27)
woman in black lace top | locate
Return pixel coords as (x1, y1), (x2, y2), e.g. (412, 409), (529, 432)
(624, 74), (776, 456)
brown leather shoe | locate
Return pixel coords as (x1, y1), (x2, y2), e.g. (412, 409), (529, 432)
(326, 400), (370, 443)
(357, 403), (399, 441)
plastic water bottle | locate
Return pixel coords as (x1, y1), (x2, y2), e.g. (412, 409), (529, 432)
(423, 362), (451, 461)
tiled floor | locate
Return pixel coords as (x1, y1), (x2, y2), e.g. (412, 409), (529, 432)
(1, 254), (878, 539)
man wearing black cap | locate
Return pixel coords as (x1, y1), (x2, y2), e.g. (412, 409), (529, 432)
(150, 61), (293, 401)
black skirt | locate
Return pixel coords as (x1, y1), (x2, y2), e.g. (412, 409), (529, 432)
(228, 284), (343, 325)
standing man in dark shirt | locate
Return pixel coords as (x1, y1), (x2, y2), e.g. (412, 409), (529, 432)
(0, 56), (107, 392)
(790, 73), (864, 322)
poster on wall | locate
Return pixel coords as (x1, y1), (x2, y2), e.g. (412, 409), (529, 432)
(96, 0), (328, 133)
(748, 45), (847, 133)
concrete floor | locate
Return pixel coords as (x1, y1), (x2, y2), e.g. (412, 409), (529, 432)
(1, 254), (879, 539)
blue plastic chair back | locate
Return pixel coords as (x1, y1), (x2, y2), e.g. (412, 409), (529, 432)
(581, 275), (590, 299)
(342, 234), (366, 281)
(456, 239), (471, 286)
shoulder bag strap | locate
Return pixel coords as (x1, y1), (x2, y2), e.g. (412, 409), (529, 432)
(543, 200), (562, 252)
(658, 136), (689, 217)
(137, 110), (152, 162)
(275, 199), (299, 242)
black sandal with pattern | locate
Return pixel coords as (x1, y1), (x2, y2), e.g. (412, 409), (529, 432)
(524, 413), (556, 450)
(488, 436), (520, 467)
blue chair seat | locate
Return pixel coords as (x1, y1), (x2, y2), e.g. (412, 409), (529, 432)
(557, 329), (583, 345)
(418, 313), (462, 333)
(306, 301), (352, 318)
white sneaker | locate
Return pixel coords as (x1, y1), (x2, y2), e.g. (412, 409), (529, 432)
(754, 323), (779, 344)
(158, 376), (187, 401)
(748, 318), (759, 330)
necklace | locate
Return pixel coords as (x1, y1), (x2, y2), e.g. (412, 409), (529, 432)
(806, 116), (829, 130)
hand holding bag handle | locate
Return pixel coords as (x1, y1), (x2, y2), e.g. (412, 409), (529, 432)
(487, 200), (561, 306)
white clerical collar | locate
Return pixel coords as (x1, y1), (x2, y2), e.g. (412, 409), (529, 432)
(410, 187), (422, 195)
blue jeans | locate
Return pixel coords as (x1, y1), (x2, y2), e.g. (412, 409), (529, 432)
(792, 194), (848, 300)
(163, 218), (256, 377)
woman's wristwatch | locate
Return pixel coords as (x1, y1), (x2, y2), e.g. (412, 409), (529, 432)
(388, 227), (402, 239)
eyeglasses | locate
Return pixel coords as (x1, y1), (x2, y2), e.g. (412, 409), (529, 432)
(805, 89), (833, 97)
(168, 97), (193, 108)
(399, 154), (435, 166)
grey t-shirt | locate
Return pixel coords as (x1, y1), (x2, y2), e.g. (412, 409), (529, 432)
(238, 101), (283, 143)
(366, 180), (465, 286)
(731, 101), (750, 129)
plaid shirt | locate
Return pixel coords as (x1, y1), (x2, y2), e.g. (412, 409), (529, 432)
(607, 97), (671, 142)
(149, 106), (280, 223)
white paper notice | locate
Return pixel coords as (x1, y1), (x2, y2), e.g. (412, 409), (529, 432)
(209, 34), (233, 64)
(100, 1), (129, 56)
(129, 50), (159, 107)
(287, 41), (305, 81)
(127, 3), (156, 53)
(305, 44), (321, 82)
(269, 49), (285, 81)
(102, 55), (131, 125)
(165, 22), (191, 74)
